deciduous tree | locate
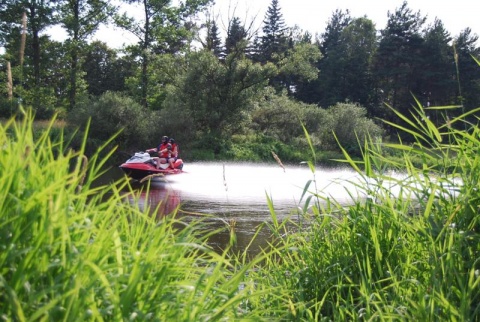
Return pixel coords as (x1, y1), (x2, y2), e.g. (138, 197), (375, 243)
(164, 50), (276, 152)
(0, 0), (59, 113)
(82, 41), (135, 96)
(116, 0), (212, 108)
(58, 0), (114, 109)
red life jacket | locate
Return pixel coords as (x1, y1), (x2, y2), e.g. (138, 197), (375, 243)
(158, 142), (170, 158)
(171, 143), (179, 158)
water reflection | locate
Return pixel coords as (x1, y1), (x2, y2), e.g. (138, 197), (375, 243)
(124, 180), (182, 220)
(115, 162), (364, 255)
(121, 176), (280, 255)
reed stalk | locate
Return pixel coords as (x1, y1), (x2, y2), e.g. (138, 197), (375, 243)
(271, 150), (285, 172)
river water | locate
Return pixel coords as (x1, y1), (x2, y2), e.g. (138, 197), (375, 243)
(106, 162), (371, 255)
(109, 161), (461, 255)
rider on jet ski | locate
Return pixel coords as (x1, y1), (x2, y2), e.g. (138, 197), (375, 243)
(146, 136), (172, 169)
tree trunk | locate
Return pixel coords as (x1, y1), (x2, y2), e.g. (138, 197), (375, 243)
(69, 1), (80, 110)
(7, 61), (13, 100)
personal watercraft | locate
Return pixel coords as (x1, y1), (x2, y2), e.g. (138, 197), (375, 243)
(119, 152), (184, 181)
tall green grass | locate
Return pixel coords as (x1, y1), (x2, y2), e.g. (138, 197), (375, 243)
(247, 101), (480, 320)
(0, 110), (264, 321)
(3, 102), (479, 320)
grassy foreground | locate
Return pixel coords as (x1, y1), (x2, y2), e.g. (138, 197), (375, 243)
(1, 103), (479, 321)
(0, 111), (261, 320)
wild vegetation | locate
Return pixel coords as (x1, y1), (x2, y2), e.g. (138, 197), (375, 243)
(1, 1), (479, 162)
(248, 100), (480, 320)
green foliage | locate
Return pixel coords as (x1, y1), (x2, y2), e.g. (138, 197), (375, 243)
(225, 16), (248, 56)
(186, 132), (233, 160)
(20, 86), (59, 119)
(278, 42), (321, 83)
(149, 104), (195, 151)
(251, 88), (325, 142)
(237, 97), (383, 160)
(82, 41), (135, 96)
(203, 19), (223, 57)
(454, 29), (480, 115)
(373, 1), (436, 127)
(114, 0), (213, 107)
(294, 9), (352, 105)
(421, 20), (456, 109)
(164, 50), (276, 140)
(228, 134), (297, 162)
(258, 0), (289, 63)
(2, 0), (480, 128)
(145, 53), (185, 111)
(299, 13), (379, 111)
(59, 0), (114, 110)
(320, 102), (385, 155)
(67, 91), (153, 153)
(0, 97), (18, 117)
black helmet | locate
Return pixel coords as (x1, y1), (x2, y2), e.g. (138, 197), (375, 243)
(169, 138), (175, 144)
(162, 136), (168, 142)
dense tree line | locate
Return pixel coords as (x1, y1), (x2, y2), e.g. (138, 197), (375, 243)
(1, 0), (479, 158)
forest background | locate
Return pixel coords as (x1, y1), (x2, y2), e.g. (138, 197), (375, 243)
(1, 0), (479, 165)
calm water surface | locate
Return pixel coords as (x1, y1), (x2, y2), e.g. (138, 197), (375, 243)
(107, 162), (369, 254)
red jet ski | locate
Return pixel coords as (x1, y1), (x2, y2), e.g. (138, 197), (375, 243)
(119, 152), (184, 181)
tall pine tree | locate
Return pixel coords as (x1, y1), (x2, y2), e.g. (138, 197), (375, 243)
(204, 19), (223, 58)
(295, 9), (352, 105)
(258, 0), (288, 64)
(453, 28), (480, 118)
(225, 16), (248, 56)
(374, 1), (427, 123)
(421, 19), (456, 113)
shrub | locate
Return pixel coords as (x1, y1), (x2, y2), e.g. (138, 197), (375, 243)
(67, 91), (154, 152)
(320, 102), (384, 155)
(0, 97), (18, 117)
(251, 89), (325, 144)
